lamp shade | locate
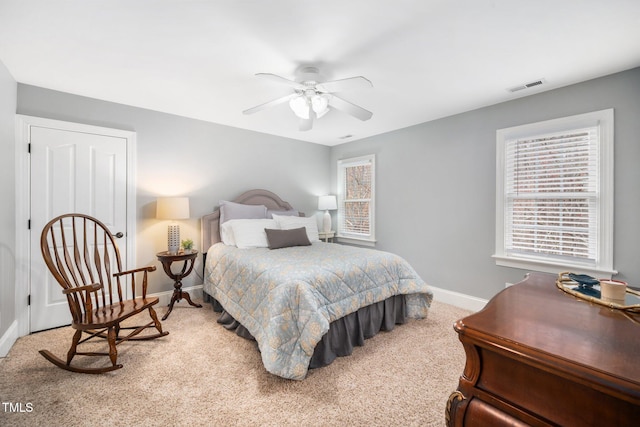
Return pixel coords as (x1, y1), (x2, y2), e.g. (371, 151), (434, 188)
(318, 195), (337, 211)
(156, 197), (190, 220)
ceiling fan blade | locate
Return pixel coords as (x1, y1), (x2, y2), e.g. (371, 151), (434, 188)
(329, 96), (373, 121)
(256, 73), (306, 90)
(316, 76), (373, 93)
(243, 94), (296, 115)
(299, 110), (316, 131)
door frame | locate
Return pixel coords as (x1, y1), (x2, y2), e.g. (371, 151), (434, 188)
(14, 115), (137, 337)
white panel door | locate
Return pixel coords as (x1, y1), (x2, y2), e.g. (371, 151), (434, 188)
(30, 125), (128, 332)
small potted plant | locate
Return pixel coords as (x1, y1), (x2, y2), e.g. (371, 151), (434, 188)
(181, 238), (194, 253)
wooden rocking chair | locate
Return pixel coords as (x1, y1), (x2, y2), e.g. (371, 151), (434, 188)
(39, 213), (168, 373)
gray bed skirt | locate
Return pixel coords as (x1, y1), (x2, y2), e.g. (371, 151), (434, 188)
(205, 293), (408, 369)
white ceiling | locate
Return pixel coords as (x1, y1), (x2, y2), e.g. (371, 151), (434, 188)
(1, 0), (640, 146)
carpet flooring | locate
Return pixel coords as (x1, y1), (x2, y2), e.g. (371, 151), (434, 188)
(0, 299), (472, 427)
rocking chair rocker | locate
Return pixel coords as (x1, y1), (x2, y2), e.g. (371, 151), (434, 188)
(40, 213), (168, 373)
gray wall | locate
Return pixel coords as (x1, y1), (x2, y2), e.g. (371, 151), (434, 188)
(11, 67), (640, 305)
(17, 85), (331, 294)
(0, 60), (17, 348)
(331, 67), (640, 300)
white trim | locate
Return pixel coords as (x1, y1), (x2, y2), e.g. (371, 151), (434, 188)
(335, 236), (377, 247)
(429, 285), (487, 313)
(164, 282), (482, 315)
(14, 115), (137, 337)
(125, 127), (138, 295)
(158, 283), (480, 316)
(337, 154), (376, 243)
(15, 117), (30, 338)
(493, 255), (617, 278)
(494, 109), (614, 275)
(0, 320), (18, 357)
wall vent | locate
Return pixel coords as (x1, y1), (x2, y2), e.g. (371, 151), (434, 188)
(507, 78), (546, 93)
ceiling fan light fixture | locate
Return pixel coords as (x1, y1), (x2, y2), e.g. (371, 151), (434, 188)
(246, 70), (373, 129)
(289, 95), (309, 119)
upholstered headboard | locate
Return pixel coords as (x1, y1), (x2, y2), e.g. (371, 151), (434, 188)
(201, 189), (297, 251)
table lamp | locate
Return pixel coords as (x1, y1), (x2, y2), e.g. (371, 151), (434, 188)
(318, 195), (337, 232)
(156, 197), (190, 254)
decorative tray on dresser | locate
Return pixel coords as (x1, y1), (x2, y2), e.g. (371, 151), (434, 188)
(446, 272), (640, 427)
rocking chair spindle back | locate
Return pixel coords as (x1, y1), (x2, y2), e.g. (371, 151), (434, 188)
(39, 213), (168, 374)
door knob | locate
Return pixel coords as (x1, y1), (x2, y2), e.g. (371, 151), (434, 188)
(114, 232), (124, 238)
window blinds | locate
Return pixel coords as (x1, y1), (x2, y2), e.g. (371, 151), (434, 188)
(504, 127), (599, 261)
(340, 159), (372, 236)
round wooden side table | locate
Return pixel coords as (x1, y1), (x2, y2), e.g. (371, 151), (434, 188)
(156, 250), (202, 320)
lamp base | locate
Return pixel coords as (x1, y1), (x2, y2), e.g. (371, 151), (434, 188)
(322, 210), (332, 233)
(168, 224), (180, 254)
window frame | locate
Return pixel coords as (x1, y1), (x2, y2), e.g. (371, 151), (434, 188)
(494, 109), (615, 277)
(337, 154), (376, 246)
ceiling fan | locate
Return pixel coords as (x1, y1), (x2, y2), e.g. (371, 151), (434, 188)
(243, 67), (373, 131)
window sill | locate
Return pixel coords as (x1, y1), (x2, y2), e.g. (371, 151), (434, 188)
(336, 236), (377, 247)
(492, 254), (617, 279)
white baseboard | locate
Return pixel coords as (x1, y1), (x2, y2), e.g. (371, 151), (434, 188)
(0, 320), (18, 357)
(430, 285), (488, 312)
(151, 284), (204, 307)
(153, 284), (486, 313)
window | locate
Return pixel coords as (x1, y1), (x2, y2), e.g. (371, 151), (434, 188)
(494, 109), (615, 276)
(337, 155), (375, 244)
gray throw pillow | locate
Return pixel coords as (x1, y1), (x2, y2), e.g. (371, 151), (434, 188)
(264, 227), (311, 249)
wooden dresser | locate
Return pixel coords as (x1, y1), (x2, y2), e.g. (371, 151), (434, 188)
(446, 272), (640, 426)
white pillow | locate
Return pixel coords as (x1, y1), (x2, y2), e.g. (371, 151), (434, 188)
(219, 221), (236, 246)
(230, 219), (277, 249)
(272, 214), (320, 242)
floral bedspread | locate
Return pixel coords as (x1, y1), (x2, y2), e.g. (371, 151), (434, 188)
(204, 242), (432, 380)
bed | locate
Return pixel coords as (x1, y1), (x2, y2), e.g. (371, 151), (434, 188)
(201, 189), (433, 380)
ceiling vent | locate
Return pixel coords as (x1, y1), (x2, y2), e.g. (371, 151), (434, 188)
(507, 78), (547, 93)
